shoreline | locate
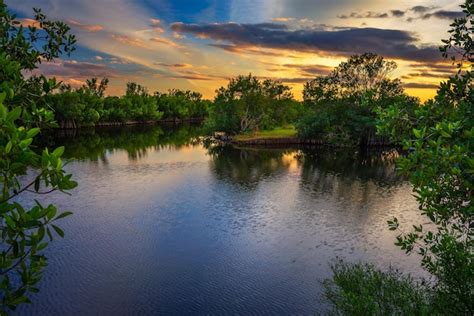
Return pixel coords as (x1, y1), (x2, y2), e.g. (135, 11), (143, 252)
(56, 117), (205, 129)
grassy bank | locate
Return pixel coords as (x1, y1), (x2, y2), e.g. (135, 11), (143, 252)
(233, 126), (297, 141)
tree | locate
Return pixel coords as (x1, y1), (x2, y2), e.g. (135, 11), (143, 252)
(326, 1), (473, 313)
(385, 2), (473, 312)
(0, 1), (77, 312)
(83, 77), (109, 98)
(303, 53), (403, 106)
(126, 82), (148, 97)
(206, 74), (297, 134)
(298, 53), (413, 145)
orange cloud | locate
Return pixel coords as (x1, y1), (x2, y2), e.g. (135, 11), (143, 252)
(18, 18), (40, 28)
(271, 17), (294, 22)
(112, 34), (150, 49)
(149, 18), (165, 33)
(68, 19), (104, 32)
(156, 62), (193, 69)
(149, 36), (183, 48)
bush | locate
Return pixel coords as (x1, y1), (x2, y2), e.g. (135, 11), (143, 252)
(324, 260), (432, 315)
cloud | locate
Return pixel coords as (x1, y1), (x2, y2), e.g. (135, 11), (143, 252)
(338, 11), (389, 19)
(280, 63), (333, 76)
(259, 76), (310, 84)
(68, 19), (104, 32)
(149, 36), (183, 48)
(171, 22), (442, 62)
(155, 62), (193, 68)
(149, 18), (165, 33)
(271, 17), (294, 22)
(422, 10), (465, 20)
(390, 10), (405, 17)
(111, 34), (150, 49)
(164, 70), (227, 81)
(209, 44), (301, 58)
(403, 82), (439, 89)
(409, 62), (456, 73)
(172, 32), (185, 39)
(150, 18), (161, 26)
(410, 6), (436, 14)
(18, 18), (41, 28)
(402, 71), (449, 79)
(32, 60), (119, 79)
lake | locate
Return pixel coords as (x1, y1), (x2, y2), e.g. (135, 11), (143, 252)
(20, 124), (424, 315)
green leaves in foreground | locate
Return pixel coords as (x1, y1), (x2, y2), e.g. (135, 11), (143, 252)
(0, 2), (77, 310)
(324, 260), (432, 315)
(0, 91), (77, 313)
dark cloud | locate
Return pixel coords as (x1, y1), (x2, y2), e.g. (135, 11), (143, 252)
(260, 76), (310, 84)
(402, 71), (450, 79)
(281, 63), (332, 76)
(338, 9), (406, 19)
(171, 22), (442, 62)
(209, 44), (301, 58)
(410, 6), (436, 14)
(338, 11), (389, 19)
(34, 60), (119, 79)
(391, 10), (405, 17)
(403, 82), (439, 89)
(409, 62), (456, 74)
(165, 70), (227, 81)
(422, 10), (465, 20)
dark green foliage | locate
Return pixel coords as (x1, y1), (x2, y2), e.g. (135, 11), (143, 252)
(325, 260), (432, 315)
(298, 53), (415, 145)
(328, 2), (473, 315)
(39, 124), (203, 162)
(0, 1), (77, 312)
(382, 2), (473, 313)
(155, 89), (210, 121)
(48, 81), (210, 127)
(205, 74), (301, 134)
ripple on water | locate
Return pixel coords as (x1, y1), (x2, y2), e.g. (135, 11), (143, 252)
(19, 132), (423, 315)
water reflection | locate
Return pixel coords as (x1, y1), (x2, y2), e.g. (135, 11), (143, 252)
(39, 124), (203, 162)
(21, 125), (423, 315)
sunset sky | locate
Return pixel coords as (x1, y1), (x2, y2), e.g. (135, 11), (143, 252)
(9, 0), (464, 101)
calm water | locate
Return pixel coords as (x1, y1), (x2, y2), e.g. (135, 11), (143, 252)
(19, 125), (424, 315)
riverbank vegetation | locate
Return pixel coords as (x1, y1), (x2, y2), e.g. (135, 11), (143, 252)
(48, 80), (210, 128)
(232, 125), (296, 141)
(325, 1), (473, 314)
(297, 53), (417, 146)
(0, 0), (472, 313)
(205, 74), (303, 134)
(0, 2), (77, 312)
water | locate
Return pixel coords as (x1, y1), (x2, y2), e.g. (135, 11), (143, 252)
(19, 125), (424, 315)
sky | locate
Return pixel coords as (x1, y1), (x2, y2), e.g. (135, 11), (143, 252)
(8, 0), (465, 100)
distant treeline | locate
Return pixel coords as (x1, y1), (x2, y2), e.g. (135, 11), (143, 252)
(49, 53), (421, 146)
(48, 79), (211, 128)
(205, 53), (419, 146)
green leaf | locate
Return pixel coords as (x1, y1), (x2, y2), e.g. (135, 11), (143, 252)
(37, 242), (48, 251)
(5, 141), (12, 154)
(52, 146), (65, 158)
(27, 127), (40, 138)
(55, 211), (73, 220)
(0, 103), (6, 120)
(6, 107), (21, 121)
(19, 138), (33, 149)
(51, 224), (64, 238)
(413, 128), (421, 138)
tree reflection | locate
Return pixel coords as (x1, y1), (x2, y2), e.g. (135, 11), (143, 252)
(206, 144), (404, 191)
(38, 124), (203, 163)
(206, 145), (296, 187)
